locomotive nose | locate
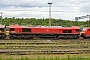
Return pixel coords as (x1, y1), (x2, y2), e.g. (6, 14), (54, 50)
(80, 32), (85, 37)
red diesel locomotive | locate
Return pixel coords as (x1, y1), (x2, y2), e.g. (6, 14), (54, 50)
(9, 25), (80, 39)
(81, 28), (90, 39)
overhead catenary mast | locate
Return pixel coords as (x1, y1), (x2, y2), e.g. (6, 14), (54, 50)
(48, 2), (52, 26)
(0, 12), (3, 24)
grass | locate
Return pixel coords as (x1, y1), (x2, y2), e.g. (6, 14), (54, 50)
(0, 56), (90, 60)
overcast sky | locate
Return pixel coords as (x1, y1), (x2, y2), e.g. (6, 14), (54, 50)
(0, 0), (90, 21)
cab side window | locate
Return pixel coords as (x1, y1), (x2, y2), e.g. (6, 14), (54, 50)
(63, 30), (67, 33)
(22, 28), (31, 32)
(10, 28), (14, 31)
(76, 29), (80, 32)
(68, 30), (72, 33)
(0, 28), (4, 32)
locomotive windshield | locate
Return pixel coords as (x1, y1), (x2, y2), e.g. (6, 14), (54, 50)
(82, 28), (86, 31)
(0, 28), (4, 32)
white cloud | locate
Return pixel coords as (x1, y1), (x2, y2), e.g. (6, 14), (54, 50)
(0, 0), (90, 21)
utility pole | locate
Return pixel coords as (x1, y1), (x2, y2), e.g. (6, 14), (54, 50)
(48, 2), (52, 26)
(0, 12), (3, 24)
(87, 15), (90, 20)
(75, 17), (78, 26)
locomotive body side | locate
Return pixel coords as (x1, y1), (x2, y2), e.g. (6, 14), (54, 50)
(31, 27), (61, 38)
(9, 25), (80, 39)
(27, 26), (80, 39)
(32, 27), (61, 34)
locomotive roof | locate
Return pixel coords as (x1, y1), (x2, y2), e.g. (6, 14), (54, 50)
(9, 25), (21, 28)
(9, 25), (80, 29)
(22, 26), (62, 28)
(0, 24), (6, 28)
(22, 26), (80, 29)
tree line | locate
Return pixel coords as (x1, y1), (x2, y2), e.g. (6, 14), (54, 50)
(0, 17), (90, 27)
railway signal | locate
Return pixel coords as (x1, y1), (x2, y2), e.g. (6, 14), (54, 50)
(75, 15), (90, 26)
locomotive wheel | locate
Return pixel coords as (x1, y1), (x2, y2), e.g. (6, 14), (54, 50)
(20, 35), (24, 39)
(58, 35), (63, 39)
(67, 35), (71, 39)
(11, 35), (17, 39)
(10, 36), (14, 39)
(29, 35), (34, 39)
(1, 35), (4, 39)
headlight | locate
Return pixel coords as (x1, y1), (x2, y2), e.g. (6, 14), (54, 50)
(80, 32), (85, 36)
(80, 31), (85, 33)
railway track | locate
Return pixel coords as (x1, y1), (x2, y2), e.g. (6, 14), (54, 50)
(0, 39), (90, 45)
(0, 44), (89, 49)
(0, 39), (89, 55)
(0, 49), (90, 55)
(1, 36), (90, 40)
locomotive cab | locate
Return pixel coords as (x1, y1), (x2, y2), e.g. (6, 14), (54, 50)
(0, 24), (6, 39)
(81, 28), (90, 38)
(9, 24), (22, 39)
(80, 28), (86, 37)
